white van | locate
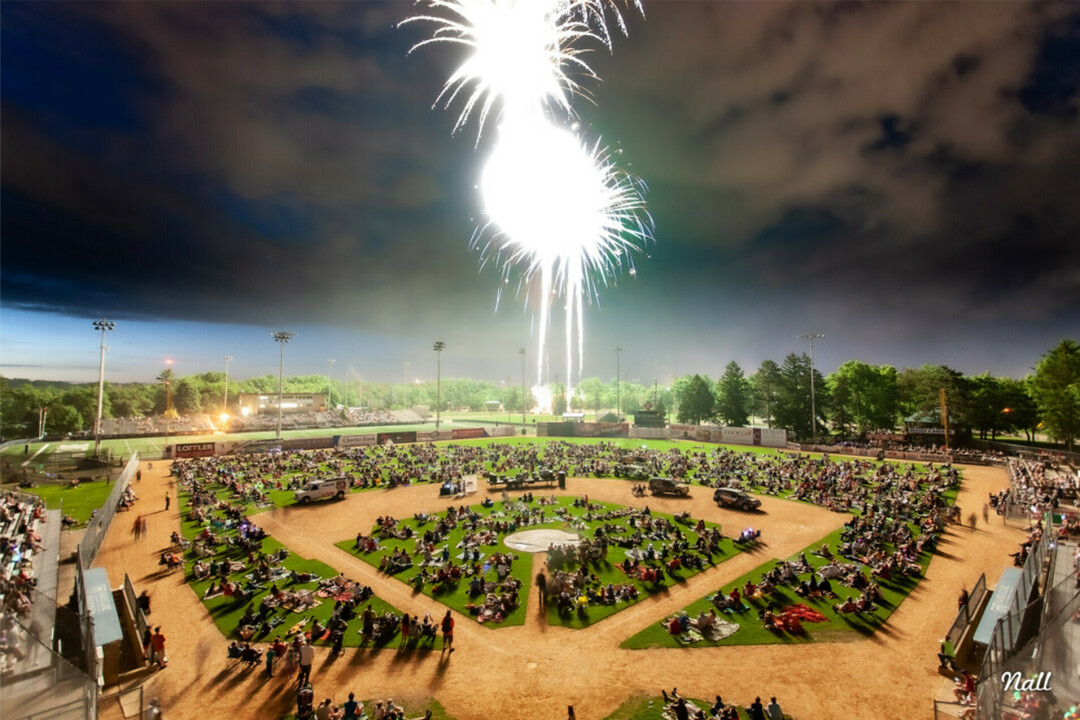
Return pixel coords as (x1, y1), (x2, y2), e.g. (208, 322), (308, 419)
(294, 477), (349, 504)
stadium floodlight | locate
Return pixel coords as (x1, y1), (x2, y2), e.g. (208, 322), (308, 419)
(272, 332), (295, 440)
(433, 342), (446, 431)
(92, 319), (115, 457)
(327, 359), (336, 410)
(518, 348), (527, 427)
(223, 355), (233, 417)
(798, 332), (826, 444)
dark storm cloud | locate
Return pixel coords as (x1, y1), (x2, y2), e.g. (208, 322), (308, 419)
(1, 1), (505, 335)
(590, 1), (1080, 347)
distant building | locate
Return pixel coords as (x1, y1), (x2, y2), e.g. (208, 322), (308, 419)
(238, 392), (326, 415)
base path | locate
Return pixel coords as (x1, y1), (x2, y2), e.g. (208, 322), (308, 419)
(94, 461), (1023, 720)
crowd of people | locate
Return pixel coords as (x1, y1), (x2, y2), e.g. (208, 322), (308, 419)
(0, 491), (47, 674)
(658, 688), (787, 720)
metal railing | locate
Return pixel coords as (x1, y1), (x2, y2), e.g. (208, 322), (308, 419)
(932, 699), (974, 719)
(945, 573), (986, 651)
(975, 512), (1053, 719)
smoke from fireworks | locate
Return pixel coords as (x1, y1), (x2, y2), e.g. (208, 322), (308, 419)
(404, 0), (652, 407)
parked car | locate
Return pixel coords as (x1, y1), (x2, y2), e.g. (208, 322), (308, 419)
(295, 477), (349, 504)
(648, 476), (691, 496)
(712, 487), (762, 511)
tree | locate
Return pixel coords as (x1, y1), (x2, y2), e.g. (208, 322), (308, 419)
(1030, 339), (1080, 451)
(61, 386), (102, 429)
(773, 353), (828, 440)
(1001, 377), (1039, 442)
(968, 373), (1009, 440)
(716, 362), (749, 426)
(897, 364), (971, 434)
(676, 374), (716, 425)
(827, 360), (898, 437)
(749, 360), (782, 429)
(577, 377), (606, 416)
(173, 378), (203, 414)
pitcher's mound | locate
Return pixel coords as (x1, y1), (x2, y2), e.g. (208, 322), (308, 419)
(503, 528), (583, 553)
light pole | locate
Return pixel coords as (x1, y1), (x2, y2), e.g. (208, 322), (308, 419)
(326, 358), (335, 411)
(798, 332), (826, 444)
(272, 332), (294, 440)
(92, 319), (115, 457)
(653, 378), (658, 406)
(432, 341), (446, 431)
(612, 346), (624, 419)
(518, 348), (526, 427)
(402, 361), (411, 409)
(222, 355), (233, 417)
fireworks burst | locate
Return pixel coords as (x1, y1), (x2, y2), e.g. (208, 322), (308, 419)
(405, 0), (652, 405)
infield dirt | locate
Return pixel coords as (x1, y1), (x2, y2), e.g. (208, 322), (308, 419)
(95, 457), (1022, 720)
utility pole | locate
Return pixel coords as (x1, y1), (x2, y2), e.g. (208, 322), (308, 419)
(272, 332), (295, 440)
(518, 348), (527, 428)
(327, 358), (336, 411)
(612, 346), (624, 419)
(433, 341), (446, 431)
(797, 332), (826, 444)
(92, 319), (115, 458)
(222, 355), (233, 417)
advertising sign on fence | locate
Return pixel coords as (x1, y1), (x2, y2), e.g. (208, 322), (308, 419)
(174, 442), (217, 458)
(721, 427), (754, 444)
(377, 431), (417, 445)
(759, 428), (788, 447)
(334, 434), (377, 448)
(279, 436), (336, 451)
(451, 428), (486, 440)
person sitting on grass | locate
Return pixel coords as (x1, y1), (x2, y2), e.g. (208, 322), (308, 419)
(690, 608), (718, 632)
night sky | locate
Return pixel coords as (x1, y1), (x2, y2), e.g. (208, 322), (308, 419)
(2, 1), (1079, 385)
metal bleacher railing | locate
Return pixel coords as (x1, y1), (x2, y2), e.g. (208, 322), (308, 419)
(974, 511), (1053, 719)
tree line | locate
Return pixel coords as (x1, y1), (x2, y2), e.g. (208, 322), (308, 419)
(671, 339), (1079, 450)
(1, 339), (1077, 450)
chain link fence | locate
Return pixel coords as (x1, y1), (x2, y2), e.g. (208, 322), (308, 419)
(78, 455), (139, 569)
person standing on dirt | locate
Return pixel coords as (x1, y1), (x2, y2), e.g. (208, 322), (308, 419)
(165, 493), (170, 511)
(536, 571), (547, 607)
(297, 639), (314, 685)
(149, 627), (166, 668)
(440, 610), (454, 653)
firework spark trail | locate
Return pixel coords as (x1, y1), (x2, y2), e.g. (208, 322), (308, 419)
(405, 0), (651, 406)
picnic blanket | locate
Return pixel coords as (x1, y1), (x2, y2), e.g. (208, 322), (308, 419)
(699, 617), (740, 641)
(781, 604), (829, 623)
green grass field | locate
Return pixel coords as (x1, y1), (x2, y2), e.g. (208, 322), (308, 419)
(622, 517), (944, 650)
(601, 695), (794, 720)
(281, 698), (455, 720)
(336, 496), (743, 630)
(338, 495), (740, 630)
(19, 479), (115, 524)
(177, 489), (406, 649)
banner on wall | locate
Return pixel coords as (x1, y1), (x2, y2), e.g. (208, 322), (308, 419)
(377, 431), (417, 445)
(174, 442), (216, 458)
(335, 434), (377, 448)
(451, 428), (486, 440)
